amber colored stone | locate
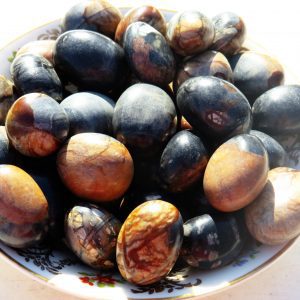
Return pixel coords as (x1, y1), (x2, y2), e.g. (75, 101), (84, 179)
(116, 200), (183, 285)
(166, 11), (215, 56)
(57, 133), (134, 202)
(0, 165), (48, 248)
(115, 5), (166, 45)
(0, 165), (48, 224)
(245, 167), (300, 245)
(203, 134), (269, 212)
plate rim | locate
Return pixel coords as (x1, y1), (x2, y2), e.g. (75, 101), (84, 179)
(0, 238), (297, 300)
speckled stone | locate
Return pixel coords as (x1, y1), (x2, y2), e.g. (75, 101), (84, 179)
(115, 5), (166, 45)
(166, 11), (215, 56)
(123, 22), (175, 87)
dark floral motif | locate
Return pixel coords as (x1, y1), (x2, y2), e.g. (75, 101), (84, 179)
(232, 241), (262, 267)
(131, 270), (202, 294)
(78, 272), (125, 287)
(16, 245), (77, 275)
(38, 26), (62, 40)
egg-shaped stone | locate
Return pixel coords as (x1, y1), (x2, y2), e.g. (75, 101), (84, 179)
(116, 200), (183, 285)
(159, 130), (209, 192)
(166, 10), (215, 56)
(5, 93), (69, 157)
(177, 76), (252, 143)
(11, 54), (63, 101)
(57, 133), (134, 202)
(252, 85), (300, 148)
(53, 30), (127, 92)
(0, 165), (48, 248)
(113, 83), (177, 156)
(203, 134), (269, 212)
(65, 204), (121, 269)
(181, 213), (247, 269)
(123, 22), (175, 87)
(245, 167), (300, 245)
(210, 12), (246, 56)
(229, 51), (284, 104)
(115, 5), (166, 45)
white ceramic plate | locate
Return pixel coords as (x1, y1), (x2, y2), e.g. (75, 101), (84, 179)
(0, 9), (299, 300)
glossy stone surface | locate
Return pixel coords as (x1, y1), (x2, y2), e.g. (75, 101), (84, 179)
(16, 40), (55, 64)
(123, 22), (175, 87)
(0, 165), (48, 248)
(65, 204), (121, 269)
(203, 134), (269, 212)
(11, 54), (63, 101)
(113, 83), (177, 156)
(62, 0), (122, 38)
(116, 200), (183, 285)
(5, 93), (69, 157)
(181, 213), (247, 269)
(177, 76), (252, 143)
(173, 50), (233, 93)
(60, 92), (115, 137)
(211, 12), (246, 56)
(252, 85), (300, 144)
(229, 51), (284, 104)
(57, 133), (134, 202)
(159, 130), (209, 192)
(0, 75), (15, 125)
(115, 5), (166, 45)
(245, 167), (300, 245)
(250, 130), (287, 169)
(53, 30), (127, 92)
(166, 11), (215, 56)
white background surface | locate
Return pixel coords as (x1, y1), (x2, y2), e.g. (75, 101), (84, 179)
(0, 0), (300, 299)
